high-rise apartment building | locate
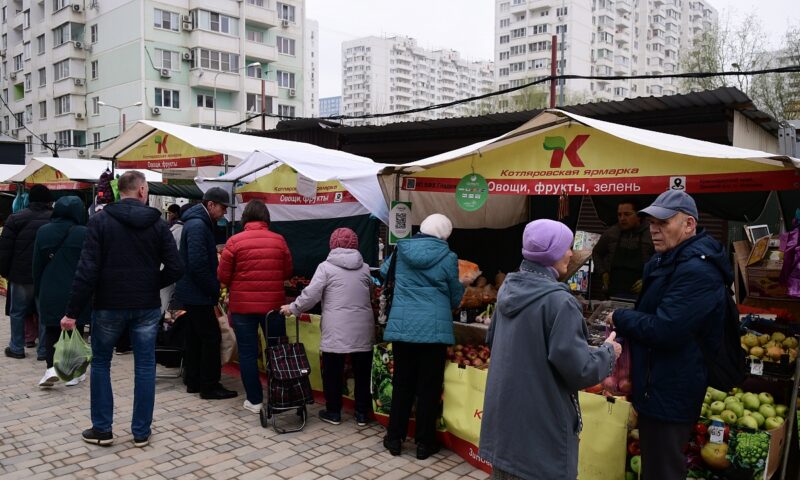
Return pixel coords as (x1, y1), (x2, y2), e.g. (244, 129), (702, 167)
(319, 95), (340, 118)
(341, 35), (494, 124)
(0, 0), (309, 162)
(302, 17), (317, 118)
(494, 0), (717, 105)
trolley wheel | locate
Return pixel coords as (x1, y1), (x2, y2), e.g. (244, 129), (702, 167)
(259, 407), (269, 428)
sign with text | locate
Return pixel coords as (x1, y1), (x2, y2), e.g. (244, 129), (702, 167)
(389, 201), (412, 245)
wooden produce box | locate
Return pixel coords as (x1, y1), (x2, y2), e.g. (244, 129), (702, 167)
(747, 260), (791, 300)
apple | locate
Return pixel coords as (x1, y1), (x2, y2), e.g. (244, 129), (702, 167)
(743, 409), (752, 416)
(738, 415), (759, 430)
(472, 358), (485, 368)
(700, 405), (708, 418)
(618, 378), (632, 394)
(775, 404), (788, 417)
(724, 397), (741, 408)
(759, 404), (776, 419)
(709, 401), (725, 415)
(742, 393), (760, 411)
(727, 402), (744, 419)
(764, 416), (784, 430)
(629, 455), (641, 474)
(708, 387), (727, 402)
(720, 410), (738, 424)
(734, 392), (744, 400)
(454, 344), (463, 351)
(709, 415), (723, 422)
(704, 393), (712, 405)
(751, 412), (766, 428)
(758, 392), (774, 405)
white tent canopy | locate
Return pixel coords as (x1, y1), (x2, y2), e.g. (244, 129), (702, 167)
(0, 157), (162, 183)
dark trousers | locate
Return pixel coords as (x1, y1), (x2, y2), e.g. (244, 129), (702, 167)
(43, 324), (85, 369)
(639, 414), (694, 480)
(386, 342), (447, 447)
(321, 351), (372, 415)
(183, 305), (221, 392)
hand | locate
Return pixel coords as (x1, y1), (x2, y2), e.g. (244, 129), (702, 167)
(631, 279), (643, 294)
(279, 305), (293, 316)
(60, 316), (76, 330)
(604, 310), (615, 329)
(604, 331), (622, 360)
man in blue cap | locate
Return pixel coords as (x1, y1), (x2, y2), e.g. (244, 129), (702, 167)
(607, 190), (732, 480)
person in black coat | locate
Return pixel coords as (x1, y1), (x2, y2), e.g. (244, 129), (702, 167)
(0, 184), (53, 359)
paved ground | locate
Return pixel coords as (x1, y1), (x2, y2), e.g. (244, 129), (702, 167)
(0, 316), (488, 480)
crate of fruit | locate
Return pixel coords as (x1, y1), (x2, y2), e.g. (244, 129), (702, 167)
(740, 315), (799, 378)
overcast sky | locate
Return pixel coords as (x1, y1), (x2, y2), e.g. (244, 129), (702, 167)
(306, 0), (799, 98)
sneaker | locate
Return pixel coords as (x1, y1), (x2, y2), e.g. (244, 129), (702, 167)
(354, 412), (370, 427)
(383, 436), (401, 456)
(4, 347), (25, 359)
(82, 428), (113, 446)
(243, 400), (262, 414)
(65, 373), (86, 387)
(318, 410), (341, 425)
(36, 355), (46, 361)
(133, 435), (150, 448)
(416, 443), (441, 460)
(38, 368), (59, 388)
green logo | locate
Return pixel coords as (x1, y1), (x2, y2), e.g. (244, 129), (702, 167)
(455, 174), (489, 211)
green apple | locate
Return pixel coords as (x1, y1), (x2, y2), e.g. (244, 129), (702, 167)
(709, 401), (726, 415)
(704, 393), (712, 405)
(742, 393), (760, 411)
(775, 404), (788, 417)
(751, 412), (766, 428)
(721, 410), (738, 424)
(735, 392), (744, 400)
(630, 455), (641, 474)
(728, 402), (744, 418)
(731, 387), (743, 395)
(743, 409), (752, 416)
(759, 404), (776, 419)
(764, 416), (784, 430)
(709, 387), (727, 402)
(725, 396), (741, 406)
(738, 415), (759, 430)
(758, 392), (774, 405)
(701, 405), (708, 418)
(709, 415), (723, 422)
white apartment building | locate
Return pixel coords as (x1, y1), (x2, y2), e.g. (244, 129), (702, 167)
(303, 17), (317, 117)
(341, 35), (494, 124)
(494, 0), (718, 105)
(0, 0), (309, 162)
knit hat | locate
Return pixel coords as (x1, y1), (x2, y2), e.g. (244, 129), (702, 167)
(29, 184), (52, 203)
(329, 227), (359, 250)
(521, 219), (574, 266)
(419, 213), (453, 241)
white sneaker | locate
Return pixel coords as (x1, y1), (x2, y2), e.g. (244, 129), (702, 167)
(38, 368), (59, 388)
(243, 400), (262, 414)
(65, 373), (86, 387)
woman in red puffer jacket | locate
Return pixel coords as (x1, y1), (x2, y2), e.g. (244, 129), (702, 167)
(217, 199), (292, 413)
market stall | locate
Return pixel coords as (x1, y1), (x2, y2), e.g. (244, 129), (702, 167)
(0, 157), (162, 191)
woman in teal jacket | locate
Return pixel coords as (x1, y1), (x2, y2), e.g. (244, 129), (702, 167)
(381, 213), (464, 460)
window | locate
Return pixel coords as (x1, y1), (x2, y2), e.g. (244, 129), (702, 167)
(13, 54), (22, 71)
(196, 94), (214, 108)
(14, 112), (23, 128)
(154, 8), (179, 31)
(510, 44), (526, 56)
(25, 105), (32, 124)
(246, 64), (261, 78)
(24, 74), (31, 91)
(499, 51), (509, 60)
(530, 24), (548, 35)
(556, 25), (567, 34)
(556, 6), (568, 16)
(529, 40), (550, 52)
(196, 11), (239, 35)
(37, 35), (45, 55)
(276, 70), (295, 89)
(246, 30), (264, 44)
(23, 10), (30, 29)
(40, 133), (48, 152)
(91, 60), (98, 79)
(155, 88), (180, 109)
(247, 0), (265, 6)
(511, 27), (526, 38)
(276, 36), (295, 56)
(1, 7), (5, 23)
(196, 49), (239, 73)
(55, 130), (70, 147)
(530, 58), (549, 69)
(92, 132), (101, 149)
(277, 3), (295, 22)
(55, 95), (71, 115)
(499, 35), (510, 44)
(23, 42), (31, 61)
(53, 0), (70, 12)
(499, 67), (509, 77)
(277, 104), (295, 117)
(3, 116), (7, 132)
(54, 59), (69, 80)
(246, 93), (264, 112)
(26, 136), (32, 154)
(38, 100), (46, 119)
(510, 62), (525, 72)
(38, 68), (46, 87)
(90, 25), (98, 44)
(500, 18), (510, 28)
(155, 48), (179, 71)
(91, 96), (99, 115)
(2, 34), (6, 50)
(53, 23), (71, 46)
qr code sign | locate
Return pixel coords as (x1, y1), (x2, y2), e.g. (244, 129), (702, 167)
(395, 212), (407, 231)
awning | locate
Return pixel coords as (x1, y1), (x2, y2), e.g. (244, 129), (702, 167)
(0, 157), (161, 191)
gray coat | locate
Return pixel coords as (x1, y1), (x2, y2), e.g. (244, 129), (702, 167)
(289, 248), (374, 353)
(479, 260), (615, 480)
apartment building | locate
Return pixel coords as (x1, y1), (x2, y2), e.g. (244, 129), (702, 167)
(302, 17), (317, 118)
(341, 35), (494, 124)
(319, 95), (340, 117)
(0, 0), (310, 161)
(494, 0), (717, 105)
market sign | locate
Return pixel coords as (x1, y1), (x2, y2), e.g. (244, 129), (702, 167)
(116, 131), (224, 169)
(389, 201), (412, 245)
(455, 173), (489, 211)
(22, 165), (92, 190)
(401, 125), (799, 195)
(236, 164), (358, 206)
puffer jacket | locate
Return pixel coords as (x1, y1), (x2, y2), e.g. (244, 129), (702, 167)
(612, 230), (732, 424)
(381, 234), (463, 345)
(217, 221), (292, 314)
(0, 202), (53, 284)
(175, 204), (219, 306)
(289, 248), (373, 353)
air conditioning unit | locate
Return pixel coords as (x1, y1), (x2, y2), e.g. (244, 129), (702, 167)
(182, 21), (193, 31)
(74, 78), (84, 86)
(182, 14), (190, 22)
(10, 128), (18, 138)
(151, 107), (161, 115)
(75, 112), (84, 119)
(288, 88), (296, 97)
(77, 149), (86, 157)
(159, 68), (171, 78)
(74, 41), (83, 49)
(72, 4), (82, 12)
(281, 19), (290, 28)
(182, 51), (193, 61)
(0, 50), (5, 57)
(9, 72), (16, 80)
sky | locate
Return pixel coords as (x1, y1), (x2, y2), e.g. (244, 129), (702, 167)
(306, 0), (800, 99)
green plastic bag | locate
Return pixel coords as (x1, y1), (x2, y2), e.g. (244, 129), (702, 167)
(53, 330), (92, 381)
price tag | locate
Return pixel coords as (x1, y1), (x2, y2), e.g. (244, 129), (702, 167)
(708, 420), (725, 444)
(750, 359), (764, 376)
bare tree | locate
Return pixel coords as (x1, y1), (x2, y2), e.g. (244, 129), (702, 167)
(750, 28), (800, 120)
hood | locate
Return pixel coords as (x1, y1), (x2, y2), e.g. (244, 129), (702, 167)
(396, 237), (452, 270)
(497, 261), (567, 318)
(181, 203), (212, 228)
(103, 198), (163, 229)
(52, 196), (86, 225)
(327, 248), (365, 270)
(661, 230), (734, 285)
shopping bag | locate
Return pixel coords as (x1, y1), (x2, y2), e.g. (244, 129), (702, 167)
(577, 391), (632, 480)
(442, 362), (487, 447)
(216, 304), (236, 364)
(53, 329), (92, 381)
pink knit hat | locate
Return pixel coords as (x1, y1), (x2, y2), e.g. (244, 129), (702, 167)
(329, 228), (359, 250)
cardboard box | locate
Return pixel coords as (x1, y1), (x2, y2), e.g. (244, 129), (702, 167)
(747, 259), (791, 300)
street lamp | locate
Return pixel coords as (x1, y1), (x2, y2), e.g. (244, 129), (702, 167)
(98, 100), (143, 136)
(213, 61), (261, 130)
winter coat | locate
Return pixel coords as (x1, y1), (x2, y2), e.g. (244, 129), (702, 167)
(612, 230), (732, 424)
(479, 260), (616, 480)
(0, 202), (53, 284)
(217, 221), (293, 314)
(66, 198), (183, 318)
(779, 223), (800, 297)
(32, 197), (91, 327)
(175, 204), (220, 306)
(289, 248), (373, 353)
(380, 235), (463, 345)
(592, 223), (654, 277)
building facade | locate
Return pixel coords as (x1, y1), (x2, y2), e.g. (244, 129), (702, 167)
(341, 35), (494, 124)
(302, 17), (317, 118)
(0, 0), (309, 161)
(493, 0), (717, 106)
(319, 95), (340, 118)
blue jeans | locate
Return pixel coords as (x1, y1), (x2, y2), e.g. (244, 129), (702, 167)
(7, 282), (35, 354)
(90, 308), (160, 438)
(231, 313), (267, 405)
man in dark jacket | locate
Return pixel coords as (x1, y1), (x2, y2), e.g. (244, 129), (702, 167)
(0, 184), (53, 359)
(608, 190), (732, 480)
(175, 187), (237, 400)
(61, 171), (183, 448)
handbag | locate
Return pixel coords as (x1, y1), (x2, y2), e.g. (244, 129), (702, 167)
(377, 250), (399, 326)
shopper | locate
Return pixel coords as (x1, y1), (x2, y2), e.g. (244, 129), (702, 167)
(32, 196), (92, 388)
(217, 200), (293, 413)
(166, 204), (181, 227)
(381, 213), (464, 460)
(280, 227), (373, 426)
(479, 219), (620, 480)
(175, 187), (237, 400)
(160, 203), (191, 314)
(61, 171), (183, 447)
(0, 184), (53, 360)
(607, 190), (732, 480)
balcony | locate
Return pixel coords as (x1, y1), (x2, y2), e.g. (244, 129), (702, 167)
(244, 77), (277, 97)
(51, 5), (85, 28)
(51, 41), (86, 63)
(189, 30), (239, 54)
(616, 0), (632, 13)
(190, 70), (241, 92)
(189, 0), (238, 17)
(244, 3), (278, 28)
(191, 106), (240, 127)
(245, 41), (276, 63)
(52, 77), (87, 97)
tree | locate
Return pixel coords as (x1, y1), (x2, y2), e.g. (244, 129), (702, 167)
(750, 28), (800, 120)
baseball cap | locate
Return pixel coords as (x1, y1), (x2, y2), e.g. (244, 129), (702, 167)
(640, 190), (698, 220)
(202, 187), (232, 208)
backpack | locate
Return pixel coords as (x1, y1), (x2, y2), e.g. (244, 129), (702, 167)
(697, 287), (746, 392)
